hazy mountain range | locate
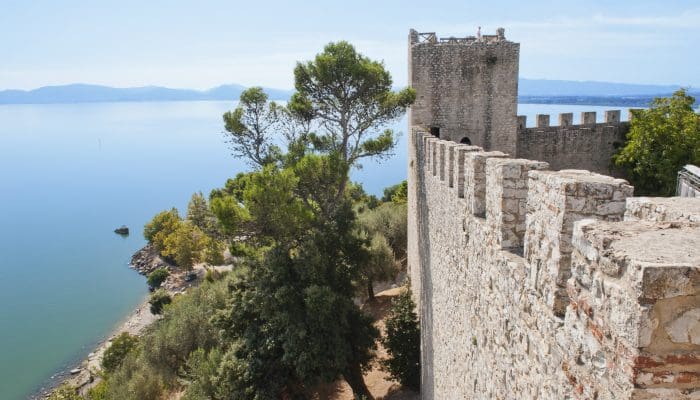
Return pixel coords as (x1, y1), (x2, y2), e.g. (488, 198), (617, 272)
(0, 84), (293, 104)
(0, 80), (696, 105)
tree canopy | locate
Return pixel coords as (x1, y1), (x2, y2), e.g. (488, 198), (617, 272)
(93, 41), (414, 400)
(291, 41), (415, 196)
(614, 89), (700, 195)
(382, 286), (420, 391)
(223, 87), (283, 168)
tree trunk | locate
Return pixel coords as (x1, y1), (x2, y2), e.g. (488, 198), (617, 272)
(367, 279), (375, 300)
(344, 361), (374, 400)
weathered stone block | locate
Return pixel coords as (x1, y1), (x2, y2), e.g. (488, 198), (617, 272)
(625, 197), (700, 222)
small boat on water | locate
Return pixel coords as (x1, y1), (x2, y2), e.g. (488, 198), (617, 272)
(114, 225), (129, 235)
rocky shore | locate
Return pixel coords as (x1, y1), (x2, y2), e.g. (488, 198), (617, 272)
(37, 245), (192, 399)
(129, 243), (172, 275)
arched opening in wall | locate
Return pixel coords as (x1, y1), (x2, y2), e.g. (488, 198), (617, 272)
(430, 126), (440, 138)
(460, 137), (471, 145)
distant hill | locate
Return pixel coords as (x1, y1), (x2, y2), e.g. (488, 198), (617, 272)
(0, 80), (696, 105)
(518, 79), (698, 107)
(0, 83), (293, 104)
(518, 79), (693, 97)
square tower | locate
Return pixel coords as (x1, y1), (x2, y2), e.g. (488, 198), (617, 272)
(408, 28), (519, 154)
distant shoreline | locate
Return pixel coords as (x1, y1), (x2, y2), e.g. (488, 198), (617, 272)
(1, 81), (696, 107)
(34, 245), (231, 400)
(29, 294), (153, 400)
(30, 245), (164, 399)
(0, 97), (684, 108)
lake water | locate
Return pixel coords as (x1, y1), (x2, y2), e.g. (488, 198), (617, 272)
(0, 101), (633, 399)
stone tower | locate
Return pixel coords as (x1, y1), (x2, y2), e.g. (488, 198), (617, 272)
(408, 28), (519, 154)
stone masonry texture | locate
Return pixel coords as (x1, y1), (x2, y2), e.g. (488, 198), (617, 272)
(406, 29), (700, 399)
(409, 29), (629, 176)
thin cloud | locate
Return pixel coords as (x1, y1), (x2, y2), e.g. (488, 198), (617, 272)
(592, 8), (700, 28)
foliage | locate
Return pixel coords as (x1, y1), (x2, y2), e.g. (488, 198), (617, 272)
(142, 278), (230, 378)
(162, 222), (208, 271)
(102, 332), (139, 373)
(186, 192), (219, 237)
(181, 348), (224, 400)
(358, 233), (397, 299)
(216, 239), (378, 399)
(86, 379), (108, 400)
(204, 268), (223, 283)
(102, 352), (165, 400)
(210, 194), (251, 239)
(290, 41), (415, 196)
(614, 89), (700, 195)
(206, 155), (379, 398)
(210, 41), (416, 394)
(347, 182), (380, 211)
(146, 268), (169, 289)
(149, 289), (172, 315)
(209, 172), (251, 202)
(203, 238), (225, 266)
(47, 384), (82, 400)
(359, 202), (408, 266)
(143, 208), (181, 252)
(117, 40), (414, 400)
(381, 286), (420, 391)
(223, 87), (284, 168)
(382, 180), (407, 204)
(100, 279), (232, 400)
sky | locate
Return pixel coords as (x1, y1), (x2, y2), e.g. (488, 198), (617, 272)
(1, 0), (699, 90)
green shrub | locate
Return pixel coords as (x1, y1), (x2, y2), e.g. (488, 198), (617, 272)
(149, 289), (172, 315)
(204, 239), (225, 266)
(143, 209), (181, 251)
(204, 268), (222, 283)
(141, 278), (229, 377)
(86, 379), (108, 400)
(614, 89), (700, 195)
(102, 332), (139, 373)
(382, 286), (420, 391)
(161, 222), (207, 271)
(47, 384), (82, 400)
(181, 348), (224, 400)
(146, 268), (169, 289)
(103, 352), (164, 400)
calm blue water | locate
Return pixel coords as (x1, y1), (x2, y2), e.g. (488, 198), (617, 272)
(0, 101), (632, 399)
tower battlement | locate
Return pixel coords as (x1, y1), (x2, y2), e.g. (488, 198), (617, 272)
(409, 28), (509, 46)
(408, 27), (520, 153)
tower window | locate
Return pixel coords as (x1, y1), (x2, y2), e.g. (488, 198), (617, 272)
(430, 127), (440, 137)
(460, 137), (472, 145)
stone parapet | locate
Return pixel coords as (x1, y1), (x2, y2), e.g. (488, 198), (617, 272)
(567, 219), (700, 399)
(410, 130), (700, 399)
(516, 113), (629, 174)
(524, 170), (633, 316)
(626, 197), (700, 222)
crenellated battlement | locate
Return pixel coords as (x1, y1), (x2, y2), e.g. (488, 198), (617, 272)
(517, 110), (625, 130)
(515, 109), (630, 174)
(408, 129), (700, 399)
(410, 27), (509, 46)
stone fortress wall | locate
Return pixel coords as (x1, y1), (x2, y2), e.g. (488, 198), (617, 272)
(407, 28), (700, 399)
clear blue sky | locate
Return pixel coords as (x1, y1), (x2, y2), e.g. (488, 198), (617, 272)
(1, 0), (698, 90)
